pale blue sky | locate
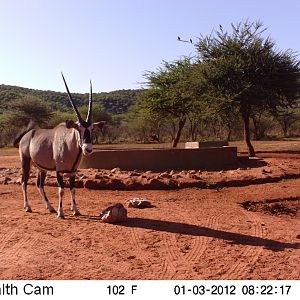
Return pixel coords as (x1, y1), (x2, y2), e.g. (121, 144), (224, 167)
(0, 0), (300, 93)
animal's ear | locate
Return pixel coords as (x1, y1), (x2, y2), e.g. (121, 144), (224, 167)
(66, 120), (79, 129)
(93, 121), (106, 129)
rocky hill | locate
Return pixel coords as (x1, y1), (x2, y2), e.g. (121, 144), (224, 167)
(0, 84), (141, 114)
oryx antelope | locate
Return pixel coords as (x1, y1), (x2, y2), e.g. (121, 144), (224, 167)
(13, 73), (105, 219)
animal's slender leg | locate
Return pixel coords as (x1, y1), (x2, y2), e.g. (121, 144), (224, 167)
(37, 170), (56, 213)
(21, 156), (32, 212)
(69, 175), (81, 216)
(56, 172), (65, 219)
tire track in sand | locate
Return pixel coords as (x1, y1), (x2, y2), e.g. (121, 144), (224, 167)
(129, 227), (149, 264)
(159, 204), (196, 279)
(161, 205), (220, 279)
(0, 231), (16, 253)
(220, 210), (264, 280)
(129, 226), (173, 279)
(127, 203), (222, 279)
(185, 216), (219, 263)
(0, 233), (40, 267)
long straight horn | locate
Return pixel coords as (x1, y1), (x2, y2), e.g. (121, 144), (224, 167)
(61, 72), (83, 123)
(86, 80), (92, 123)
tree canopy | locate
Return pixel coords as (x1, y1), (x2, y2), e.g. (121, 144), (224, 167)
(196, 20), (300, 156)
(7, 95), (54, 127)
(142, 57), (205, 147)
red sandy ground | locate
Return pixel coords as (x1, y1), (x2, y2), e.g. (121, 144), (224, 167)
(0, 153), (299, 280)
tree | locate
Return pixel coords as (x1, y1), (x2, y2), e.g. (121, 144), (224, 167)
(125, 104), (166, 143)
(142, 57), (202, 147)
(272, 105), (300, 137)
(105, 114), (125, 143)
(0, 95), (53, 145)
(250, 108), (274, 140)
(7, 95), (53, 127)
(196, 20), (300, 156)
(47, 111), (76, 128)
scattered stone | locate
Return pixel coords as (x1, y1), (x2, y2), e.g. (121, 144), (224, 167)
(126, 198), (153, 208)
(111, 167), (121, 173)
(107, 178), (126, 189)
(179, 180), (204, 188)
(1, 176), (11, 184)
(190, 174), (202, 180)
(147, 178), (169, 190)
(129, 171), (141, 177)
(123, 178), (143, 190)
(159, 172), (172, 179)
(167, 179), (178, 189)
(100, 203), (127, 223)
(84, 179), (107, 189)
(188, 170), (197, 175)
(75, 180), (84, 188)
(169, 170), (175, 176)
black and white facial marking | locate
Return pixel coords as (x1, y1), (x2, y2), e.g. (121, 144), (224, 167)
(77, 121), (93, 156)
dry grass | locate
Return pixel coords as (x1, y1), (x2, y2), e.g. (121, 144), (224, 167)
(230, 139), (300, 153)
(0, 147), (19, 156)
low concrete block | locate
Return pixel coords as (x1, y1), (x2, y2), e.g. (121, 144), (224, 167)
(79, 147), (237, 171)
(185, 142), (200, 148)
(185, 141), (229, 148)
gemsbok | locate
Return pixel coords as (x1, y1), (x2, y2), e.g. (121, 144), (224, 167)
(13, 73), (105, 219)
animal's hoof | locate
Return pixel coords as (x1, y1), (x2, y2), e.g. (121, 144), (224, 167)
(57, 213), (65, 219)
(73, 210), (81, 216)
(49, 207), (57, 214)
(25, 207), (32, 213)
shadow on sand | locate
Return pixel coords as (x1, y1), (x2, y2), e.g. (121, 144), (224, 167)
(115, 217), (300, 252)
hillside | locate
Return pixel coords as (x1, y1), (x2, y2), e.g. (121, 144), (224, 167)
(0, 84), (141, 114)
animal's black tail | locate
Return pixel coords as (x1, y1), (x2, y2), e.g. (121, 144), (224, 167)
(13, 120), (36, 148)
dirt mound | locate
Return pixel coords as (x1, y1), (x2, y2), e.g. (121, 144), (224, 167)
(242, 197), (299, 217)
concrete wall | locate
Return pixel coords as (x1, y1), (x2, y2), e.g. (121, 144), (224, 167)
(185, 141), (229, 148)
(79, 147), (238, 171)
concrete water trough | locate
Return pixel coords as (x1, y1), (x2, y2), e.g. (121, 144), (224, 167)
(79, 146), (238, 171)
